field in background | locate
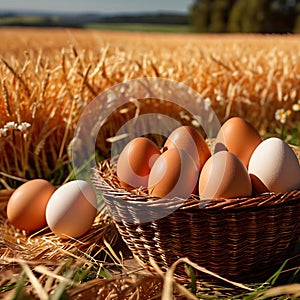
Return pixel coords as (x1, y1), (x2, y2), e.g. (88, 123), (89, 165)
(0, 28), (299, 187)
(85, 23), (191, 33)
(0, 16), (191, 33)
(0, 28), (300, 299)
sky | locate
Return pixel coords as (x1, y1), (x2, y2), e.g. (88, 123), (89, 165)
(0, 0), (194, 14)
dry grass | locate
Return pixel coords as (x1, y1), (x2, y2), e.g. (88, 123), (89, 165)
(0, 28), (299, 186)
(0, 29), (299, 188)
(0, 193), (256, 299)
(0, 28), (300, 299)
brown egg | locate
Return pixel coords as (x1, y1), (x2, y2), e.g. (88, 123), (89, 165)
(214, 117), (262, 167)
(148, 148), (199, 199)
(117, 137), (161, 189)
(199, 151), (252, 199)
(7, 179), (56, 232)
(163, 126), (211, 170)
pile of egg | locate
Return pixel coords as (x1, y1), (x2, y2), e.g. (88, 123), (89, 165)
(117, 117), (300, 200)
(6, 180), (97, 238)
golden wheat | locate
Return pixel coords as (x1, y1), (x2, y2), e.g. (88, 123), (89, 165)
(0, 28), (299, 188)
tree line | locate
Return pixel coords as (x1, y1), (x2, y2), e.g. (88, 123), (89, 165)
(190, 0), (300, 33)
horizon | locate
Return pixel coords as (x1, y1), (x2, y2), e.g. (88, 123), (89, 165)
(0, 8), (190, 16)
(0, 0), (193, 15)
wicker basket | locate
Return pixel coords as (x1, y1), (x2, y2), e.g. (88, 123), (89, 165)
(93, 148), (300, 283)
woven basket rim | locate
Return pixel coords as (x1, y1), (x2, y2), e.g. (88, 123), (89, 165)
(93, 155), (300, 211)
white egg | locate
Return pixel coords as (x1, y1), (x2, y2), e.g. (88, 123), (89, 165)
(248, 137), (300, 194)
(46, 180), (97, 239)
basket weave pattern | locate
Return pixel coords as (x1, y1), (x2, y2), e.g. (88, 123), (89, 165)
(94, 150), (300, 282)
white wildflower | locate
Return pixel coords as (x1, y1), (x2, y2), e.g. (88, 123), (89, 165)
(17, 122), (31, 132)
(0, 128), (8, 137)
(275, 109), (285, 124)
(4, 121), (17, 131)
(275, 108), (291, 124)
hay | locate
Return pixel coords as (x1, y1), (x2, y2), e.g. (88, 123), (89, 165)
(0, 192), (122, 298)
(0, 190), (254, 299)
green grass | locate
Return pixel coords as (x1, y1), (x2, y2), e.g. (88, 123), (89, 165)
(0, 17), (192, 33)
(85, 23), (192, 33)
(277, 126), (300, 146)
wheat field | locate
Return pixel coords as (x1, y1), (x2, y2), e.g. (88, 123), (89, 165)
(0, 28), (299, 186)
(0, 28), (300, 299)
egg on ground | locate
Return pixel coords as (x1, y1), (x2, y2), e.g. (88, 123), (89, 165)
(46, 180), (97, 239)
(7, 179), (55, 232)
